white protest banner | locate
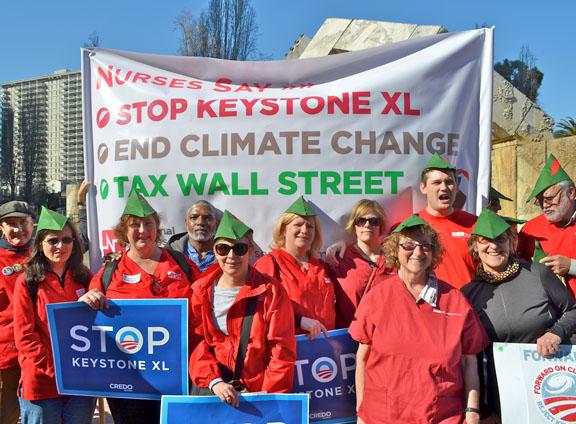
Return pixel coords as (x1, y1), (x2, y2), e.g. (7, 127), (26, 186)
(493, 342), (576, 423)
(82, 28), (493, 266)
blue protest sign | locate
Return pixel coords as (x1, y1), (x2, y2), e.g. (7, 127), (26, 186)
(160, 393), (309, 423)
(46, 299), (188, 400)
(293, 329), (358, 423)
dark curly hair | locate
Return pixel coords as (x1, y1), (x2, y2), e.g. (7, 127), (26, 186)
(25, 221), (90, 291)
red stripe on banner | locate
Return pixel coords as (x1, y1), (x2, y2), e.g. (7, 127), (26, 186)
(544, 396), (576, 405)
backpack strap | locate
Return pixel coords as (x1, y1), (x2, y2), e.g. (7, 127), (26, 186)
(165, 248), (192, 281)
(100, 259), (120, 294)
(233, 295), (258, 381)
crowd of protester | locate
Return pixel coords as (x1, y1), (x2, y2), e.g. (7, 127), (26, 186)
(0, 152), (575, 424)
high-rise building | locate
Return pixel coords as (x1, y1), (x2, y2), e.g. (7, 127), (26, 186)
(0, 69), (83, 200)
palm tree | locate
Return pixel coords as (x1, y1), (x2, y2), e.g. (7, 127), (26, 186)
(554, 117), (576, 138)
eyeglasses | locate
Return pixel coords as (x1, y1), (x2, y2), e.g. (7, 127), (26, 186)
(44, 237), (74, 246)
(534, 187), (563, 208)
(477, 234), (509, 245)
(354, 217), (381, 227)
(214, 243), (249, 257)
(399, 241), (432, 252)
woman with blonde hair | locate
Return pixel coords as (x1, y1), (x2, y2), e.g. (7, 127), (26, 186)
(255, 196), (335, 339)
(330, 199), (390, 328)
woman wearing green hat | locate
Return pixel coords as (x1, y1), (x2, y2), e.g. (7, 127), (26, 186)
(254, 196), (335, 339)
(350, 215), (488, 424)
(189, 211), (295, 406)
(462, 209), (576, 420)
(79, 191), (194, 424)
(13, 207), (95, 423)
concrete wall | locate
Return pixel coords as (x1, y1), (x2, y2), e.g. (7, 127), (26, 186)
(492, 136), (576, 220)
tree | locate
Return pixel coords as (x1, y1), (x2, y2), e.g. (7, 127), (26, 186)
(494, 45), (543, 103)
(175, 0), (258, 60)
(19, 98), (47, 203)
(554, 117), (576, 138)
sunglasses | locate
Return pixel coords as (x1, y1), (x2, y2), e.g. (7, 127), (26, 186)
(44, 237), (74, 246)
(399, 241), (432, 252)
(354, 217), (381, 227)
(214, 243), (249, 257)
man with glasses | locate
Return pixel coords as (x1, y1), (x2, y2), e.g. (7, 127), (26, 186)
(519, 154), (576, 296)
(0, 201), (35, 424)
(167, 200), (221, 274)
(416, 153), (477, 288)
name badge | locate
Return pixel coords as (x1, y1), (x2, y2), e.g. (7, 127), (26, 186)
(122, 274), (141, 284)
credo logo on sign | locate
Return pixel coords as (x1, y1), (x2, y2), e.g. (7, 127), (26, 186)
(533, 366), (576, 423)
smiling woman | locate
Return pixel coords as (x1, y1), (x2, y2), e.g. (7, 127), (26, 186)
(254, 196), (336, 339)
(13, 207), (95, 424)
(350, 214), (488, 424)
(462, 209), (576, 420)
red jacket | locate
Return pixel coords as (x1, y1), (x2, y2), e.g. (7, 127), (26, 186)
(189, 267), (296, 393)
(13, 270), (90, 400)
(0, 246), (29, 369)
(329, 245), (392, 329)
(254, 249), (336, 332)
(89, 249), (193, 300)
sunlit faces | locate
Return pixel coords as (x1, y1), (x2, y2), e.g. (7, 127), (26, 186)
(419, 169), (457, 212)
(354, 215), (382, 244)
(474, 233), (512, 274)
(214, 237), (252, 276)
(284, 216), (315, 253)
(42, 226), (74, 265)
(185, 204), (217, 243)
(126, 216), (158, 250)
(398, 234), (433, 274)
(537, 184), (576, 224)
(0, 216), (34, 247)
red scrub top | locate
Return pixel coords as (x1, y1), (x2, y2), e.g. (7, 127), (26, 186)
(254, 249), (335, 332)
(89, 249), (193, 300)
(519, 213), (576, 296)
(418, 209), (476, 288)
(349, 275), (488, 424)
(329, 245), (391, 328)
(0, 246), (29, 369)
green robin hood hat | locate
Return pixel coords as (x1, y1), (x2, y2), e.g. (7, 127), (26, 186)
(284, 196), (316, 217)
(526, 154), (573, 202)
(393, 214), (428, 233)
(502, 216), (526, 225)
(489, 187), (512, 202)
(423, 152), (456, 171)
(472, 209), (510, 239)
(36, 207), (68, 232)
(122, 190), (156, 217)
(214, 210), (252, 241)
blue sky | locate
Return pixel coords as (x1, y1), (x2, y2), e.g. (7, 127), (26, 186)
(1, 0), (573, 124)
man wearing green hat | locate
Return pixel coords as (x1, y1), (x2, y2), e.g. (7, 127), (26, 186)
(519, 154), (576, 296)
(487, 187), (513, 214)
(0, 201), (35, 424)
(416, 153), (477, 288)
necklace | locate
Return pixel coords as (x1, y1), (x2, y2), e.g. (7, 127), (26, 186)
(476, 260), (520, 284)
